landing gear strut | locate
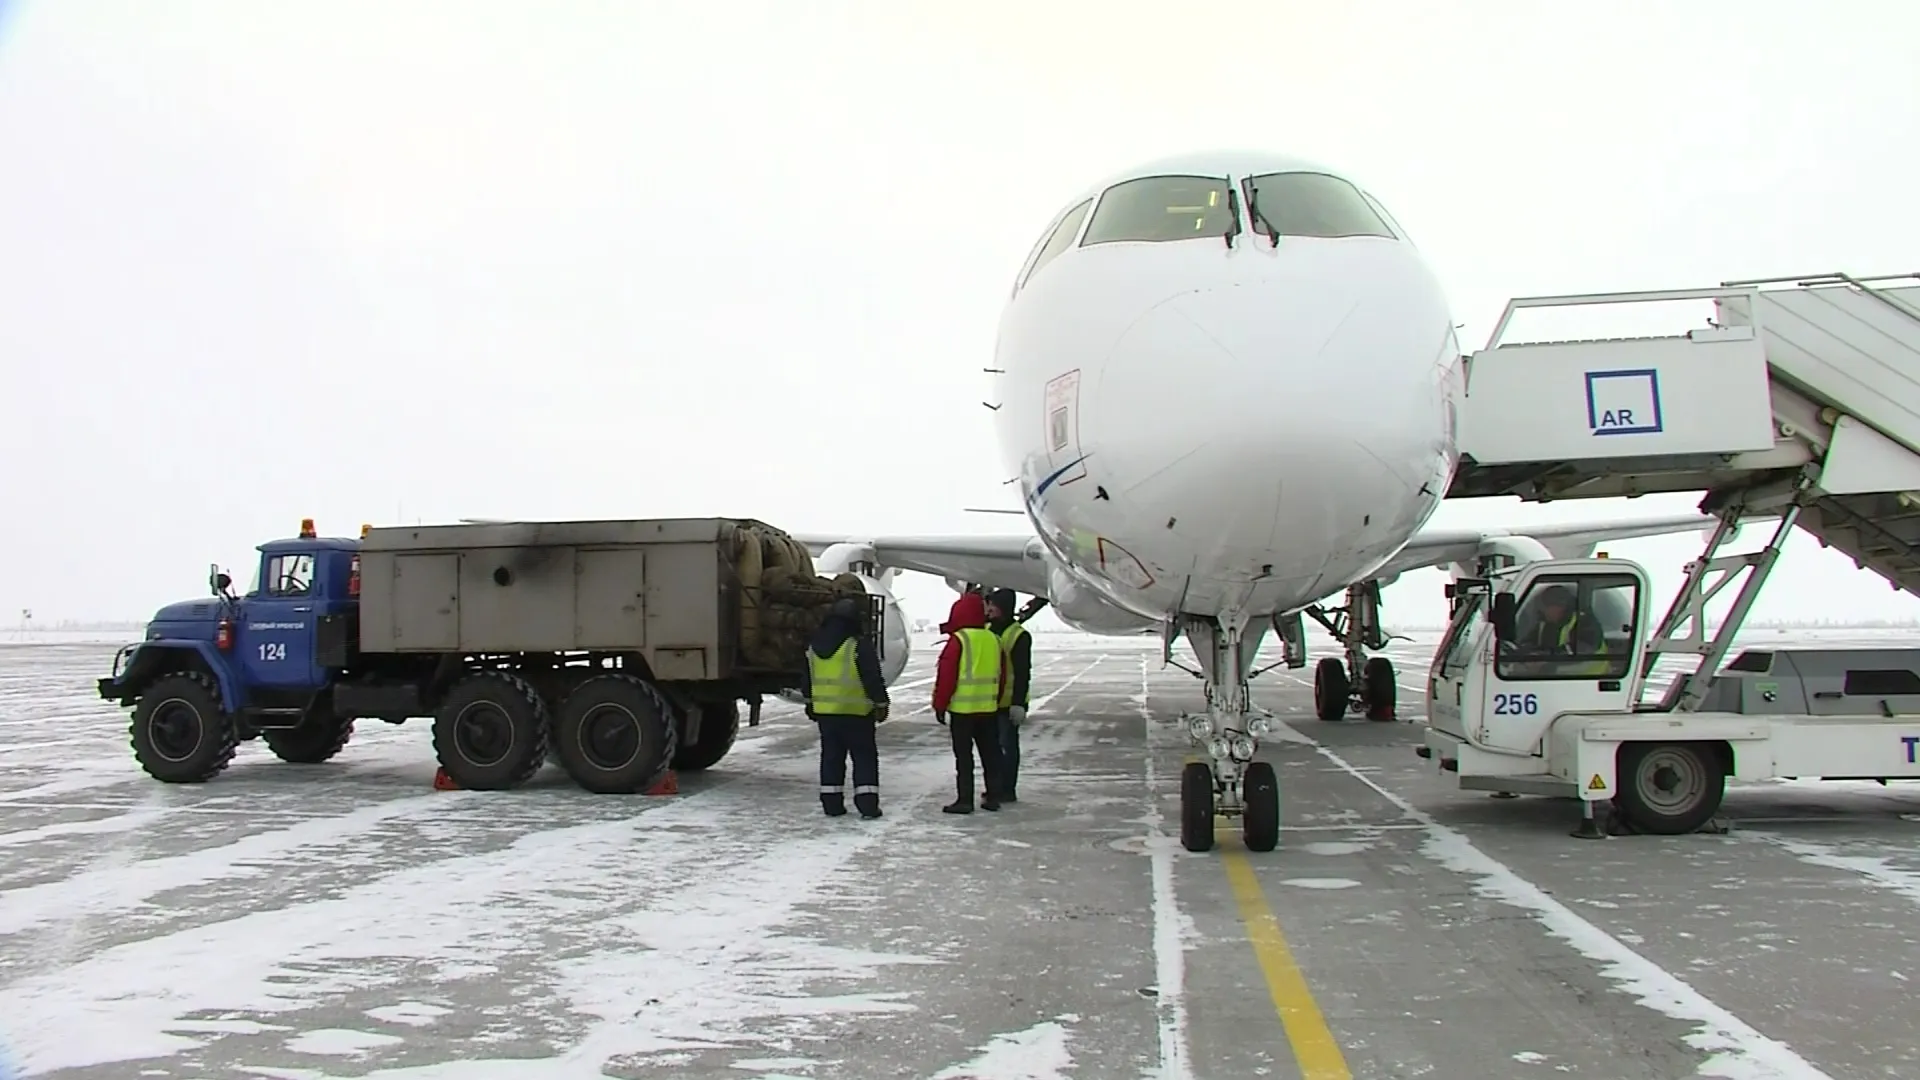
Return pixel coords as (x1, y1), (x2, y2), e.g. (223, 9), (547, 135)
(1170, 614), (1281, 854)
(1305, 581), (1401, 722)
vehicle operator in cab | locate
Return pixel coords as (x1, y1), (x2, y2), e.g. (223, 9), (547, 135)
(803, 596), (889, 820)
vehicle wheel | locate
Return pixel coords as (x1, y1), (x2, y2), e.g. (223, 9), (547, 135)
(1242, 760), (1280, 852)
(553, 674), (678, 794)
(1180, 761), (1215, 853)
(1363, 655), (1397, 721)
(262, 698), (355, 764)
(1313, 657), (1349, 722)
(671, 699), (739, 772)
(431, 671), (550, 790)
(1613, 741), (1725, 835)
(129, 672), (240, 783)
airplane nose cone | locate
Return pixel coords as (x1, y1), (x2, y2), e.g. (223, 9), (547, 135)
(1088, 253), (1452, 568)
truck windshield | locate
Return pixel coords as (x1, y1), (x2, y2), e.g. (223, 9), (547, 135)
(1436, 592), (1486, 678)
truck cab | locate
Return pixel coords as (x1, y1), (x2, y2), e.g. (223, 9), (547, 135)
(1425, 557), (1652, 772)
(98, 519), (366, 781)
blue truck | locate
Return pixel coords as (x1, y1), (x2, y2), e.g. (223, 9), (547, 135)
(98, 517), (876, 793)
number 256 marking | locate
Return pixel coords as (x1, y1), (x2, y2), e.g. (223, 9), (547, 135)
(258, 642), (286, 662)
(1493, 692), (1538, 715)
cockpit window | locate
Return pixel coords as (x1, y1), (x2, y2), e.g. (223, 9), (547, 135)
(1243, 171), (1396, 241)
(1080, 175), (1236, 246)
(1016, 198), (1092, 292)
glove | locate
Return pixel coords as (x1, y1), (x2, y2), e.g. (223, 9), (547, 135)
(1008, 706), (1026, 727)
(871, 703), (890, 724)
(935, 711), (948, 726)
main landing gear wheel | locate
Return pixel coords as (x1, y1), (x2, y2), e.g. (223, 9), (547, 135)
(1362, 655), (1397, 721)
(432, 671), (551, 790)
(1314, 657), (1349, 722)
(130, 672), (241, 783)
(670, 699), (739, 773)
(1179, 761), (1215, 853)
(1242, 760), (1279, 852)
(553, 674), (678, 794)
(1613, 742), (1726, 835)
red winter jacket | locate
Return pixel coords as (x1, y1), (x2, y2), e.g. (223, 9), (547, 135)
(932, 592), (1007, 716)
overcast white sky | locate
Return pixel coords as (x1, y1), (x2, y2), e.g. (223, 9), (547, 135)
(2, 1), (1918, 631)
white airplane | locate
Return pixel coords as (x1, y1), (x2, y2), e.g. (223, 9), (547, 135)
(796, 149), (1717, 852)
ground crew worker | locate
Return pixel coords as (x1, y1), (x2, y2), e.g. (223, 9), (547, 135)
(931, 591), (1007, 814)
(984, 588), (1032, 803)
(1522, 585), (1611, 675)
(802, 596), (889, 819)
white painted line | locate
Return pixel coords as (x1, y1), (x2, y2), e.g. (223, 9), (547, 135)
(1301, 729), (1836, 1080)
(1134, 657), (1192, 1080)
(1030, 655), (1108, 713)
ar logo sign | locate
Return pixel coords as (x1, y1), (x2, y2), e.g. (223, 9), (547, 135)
(1585, 368), (1664, 437)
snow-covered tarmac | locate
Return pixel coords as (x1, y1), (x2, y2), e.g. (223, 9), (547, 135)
(2, 631), (1918, 1079)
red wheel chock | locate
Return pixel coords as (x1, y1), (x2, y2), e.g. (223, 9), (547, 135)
(646, 770), (679, 796)
(432, 767), (460, 791)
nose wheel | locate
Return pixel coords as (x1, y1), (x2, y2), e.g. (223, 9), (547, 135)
(1178, 758), (1280, 853)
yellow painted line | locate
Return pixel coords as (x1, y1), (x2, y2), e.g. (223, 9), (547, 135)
(1222, 848), (1353, 1080)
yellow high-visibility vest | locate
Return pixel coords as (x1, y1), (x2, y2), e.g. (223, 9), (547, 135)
(1555, 615), (1613, 676)
(996, 622), (1029, 708)
(950, 627), (1003, 714)
(808, 639), (871, 715)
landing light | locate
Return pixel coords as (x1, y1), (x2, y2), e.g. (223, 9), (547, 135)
(1209, 736), (1230, 760)
(1230, 735), (1256, 761)
(1248, 716), (1274, 738)
(1187, 716), (1213, 740)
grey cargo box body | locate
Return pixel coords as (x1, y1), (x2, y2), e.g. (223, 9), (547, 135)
(356, 517), (749, 681)
(1697, 648), (1920, 716)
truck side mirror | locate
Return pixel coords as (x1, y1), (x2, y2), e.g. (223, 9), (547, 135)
(1490, 592), (1517, 641)
(208, 563), (232, 596)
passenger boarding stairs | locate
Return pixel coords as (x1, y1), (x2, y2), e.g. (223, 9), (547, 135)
(1449, 272), (1920, 705)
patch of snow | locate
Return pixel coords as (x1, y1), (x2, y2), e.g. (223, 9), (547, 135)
(1514, 1050), (1548, 1063)
(1301, 841), (1368, 856)
(729, 1058), (818, 1072)
(1746, 831), (1920, 907)
(994, 838), (1034, 848)
(930, 1019), (1076, 1080)
(1309, 742), (1837, 1080)
(1279, 877), (1361, 890)
(364, 1002), (453, 1027)
(286, 1029), (406, 1056)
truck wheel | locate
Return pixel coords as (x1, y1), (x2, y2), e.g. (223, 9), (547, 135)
(1613, 741), (1725, 835)
(1362, 656), (1396, 721)
(671, 699), (739, 772)
(262, 700), (355, 764)
(129, 672), (240, 783)
(553, 674), (678, 794)
(432, 672), (550, 790)
(1241, 760), (1280, 852)
(1313, 657), (1349, 722)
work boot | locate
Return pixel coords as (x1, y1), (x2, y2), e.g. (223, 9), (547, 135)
(942, 800), (974, 814)
(980, 793), (1001, 812)
(821, 795), (847, 817)
(854, 794), (881, 820)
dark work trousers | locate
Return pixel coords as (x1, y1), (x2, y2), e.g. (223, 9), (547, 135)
(817, 714), (880, 817)
(948, 711), (1005, 806)
(997, 708), (1022, 798)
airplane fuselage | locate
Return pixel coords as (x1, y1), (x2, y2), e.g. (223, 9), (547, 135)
(991, 152), (1465, 631)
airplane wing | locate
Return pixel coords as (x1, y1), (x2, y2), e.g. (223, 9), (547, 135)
(798, 512), (1717, 602)
(791, 533), (1049, 597)
(1371, 512), (1717, 582)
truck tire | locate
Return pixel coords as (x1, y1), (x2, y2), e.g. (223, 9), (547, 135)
(432, 671), (550, 790)
(129, 672), (240, 783)
(262, 700), (355, 764)
(553, 674), (679, 794)
(671, 699), (739, 773)
(1613, 741), (1726, 835)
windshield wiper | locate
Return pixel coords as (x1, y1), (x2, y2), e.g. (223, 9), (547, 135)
(1223, 177), (1242, 248)
(1243, 177), (1280, 247)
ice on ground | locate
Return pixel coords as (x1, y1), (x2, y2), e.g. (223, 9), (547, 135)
(930, 1019), (1076, 1080)
(285, 1028), (406, 1056)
